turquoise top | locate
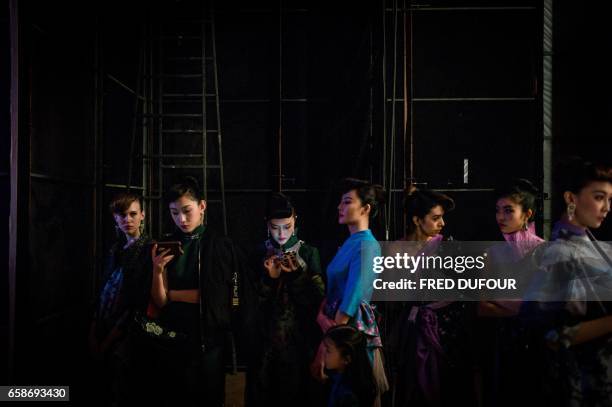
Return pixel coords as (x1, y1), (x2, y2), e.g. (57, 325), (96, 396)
(326, 229), (380, 318)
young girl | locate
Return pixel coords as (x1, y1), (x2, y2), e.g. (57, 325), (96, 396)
(313, 178), (388, 403)
(246, 192), (325, 406)
(324, 325), (377, 407)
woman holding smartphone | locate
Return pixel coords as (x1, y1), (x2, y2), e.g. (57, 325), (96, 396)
(245, 192), (325, 406)
(145, 176), (243, 407)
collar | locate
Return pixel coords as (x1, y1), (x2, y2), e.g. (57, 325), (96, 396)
(179, 223), (206, 241)
(551, 218), (587, 241)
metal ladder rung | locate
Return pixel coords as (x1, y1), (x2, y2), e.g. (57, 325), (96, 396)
(160, 164), (222, 169)
(147, 74), (203, 78)
(162, 129), (218, 134)
(162, 93), (217, 98)
(142, 113), (203, 118)
(167, 56), (214, 61)
(168, 19), (212, 23)
(143, 154), (204, 158)
(159, 35), (201, 40)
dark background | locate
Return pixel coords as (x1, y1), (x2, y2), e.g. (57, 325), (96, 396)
(2, 0), (612, 400)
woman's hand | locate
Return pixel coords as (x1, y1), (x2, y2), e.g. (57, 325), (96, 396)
(279, 253), (299, 273)
(310, 340), (329, 383)
(316, 299), (336, 333)
(264, 256), (282, 279)
(152, 243), (174, 274)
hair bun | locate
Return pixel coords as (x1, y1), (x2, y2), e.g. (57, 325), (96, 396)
(405, 184), (418, 196)
(266, 192), (295, 219)
(515, 178), (539, 195)
(183, 176), (200, 191)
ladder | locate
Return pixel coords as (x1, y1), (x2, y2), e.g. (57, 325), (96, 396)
(143, 0), (228, 237)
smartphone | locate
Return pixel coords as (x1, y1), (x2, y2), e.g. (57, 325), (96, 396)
(151, 241), (183, 257)
(280, 251), (297, 267)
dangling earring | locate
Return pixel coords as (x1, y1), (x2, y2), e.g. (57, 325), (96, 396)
(139, 220), (145, 235)
(522, 221), (529, 231)
(567, 203), (576, 221)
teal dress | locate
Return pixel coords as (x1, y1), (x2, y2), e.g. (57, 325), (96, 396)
(325, 229), (382, 355)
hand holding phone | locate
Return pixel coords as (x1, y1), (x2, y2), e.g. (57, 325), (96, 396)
(151, 241), (183, 257)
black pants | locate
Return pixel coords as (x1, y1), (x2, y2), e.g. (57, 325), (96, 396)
(134, 335), (226, 407)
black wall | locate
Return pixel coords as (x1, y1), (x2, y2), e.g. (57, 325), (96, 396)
(5, 0), (612, 394)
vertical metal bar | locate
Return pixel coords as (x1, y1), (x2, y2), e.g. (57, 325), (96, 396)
(202, 2), (208, 204)
(402, 0), (408, 189)
(127, 25), (145, 191)
(157, 18), (164, 235)
(387, 0), (399, 241)
(143, 14), (152, 233)
(8, 0), (20, 381)
(381, 0), (387, 190)
(368, 16), (374, 182)
(409, 7), (414, 184)
(210, 0), (228, 235)
(542, 0), (553, 240)
(402, 0), (411, 239)
(277, 0), (283, 192)
(93, 8), (104, 299)
(148, 15), (155, 235)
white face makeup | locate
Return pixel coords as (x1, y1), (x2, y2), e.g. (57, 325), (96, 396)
(268, 216), (296, 245)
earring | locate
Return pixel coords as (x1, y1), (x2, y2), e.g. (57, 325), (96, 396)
(522, 221), (529, 231)
(567, 203), (576, 221)
(139, 221), (145, 235)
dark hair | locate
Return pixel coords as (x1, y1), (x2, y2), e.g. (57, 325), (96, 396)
(265, 192), (295, 220)
(341, 178), (385, 219)
(324, 325), (377, 407)
(164, 176), (204, 205)
(109, 191), (144, 214)
(494, 178), (539, 220)
(404, 186), (454, 236)
(555, 157), (612, 196)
